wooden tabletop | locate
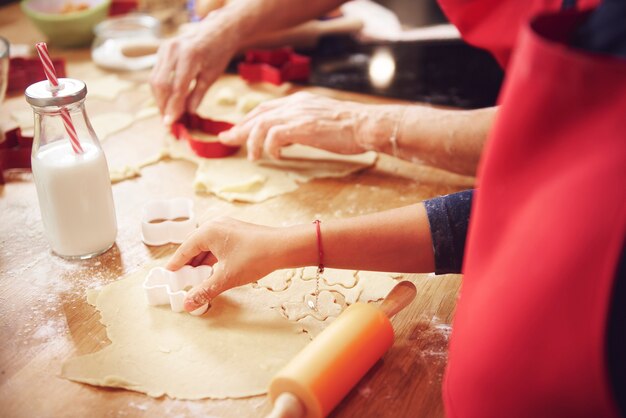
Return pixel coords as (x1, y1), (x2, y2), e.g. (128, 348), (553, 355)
(0, 4), (469, 417)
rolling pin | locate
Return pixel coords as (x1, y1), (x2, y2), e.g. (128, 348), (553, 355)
(267, 281), (417, 418)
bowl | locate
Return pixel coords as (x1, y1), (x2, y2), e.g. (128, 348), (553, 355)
(21, 0), (112, 48)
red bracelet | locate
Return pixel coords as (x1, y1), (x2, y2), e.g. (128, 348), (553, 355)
(313, 220), (324, 273)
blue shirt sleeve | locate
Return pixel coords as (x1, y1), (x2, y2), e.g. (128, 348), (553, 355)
(424, 189), (473, 275)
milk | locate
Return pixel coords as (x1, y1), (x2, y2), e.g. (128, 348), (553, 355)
(31, 140), (117, 258)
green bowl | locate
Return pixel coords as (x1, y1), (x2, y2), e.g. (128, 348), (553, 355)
(21, 0), (112, 48)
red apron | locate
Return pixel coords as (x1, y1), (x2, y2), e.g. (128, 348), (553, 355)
(438, 0), (600, 68)
(443, 9), (626, 418)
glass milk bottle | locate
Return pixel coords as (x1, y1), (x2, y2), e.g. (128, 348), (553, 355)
(26, 78), (117, 259)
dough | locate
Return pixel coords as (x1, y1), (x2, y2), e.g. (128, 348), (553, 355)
(10, 108), (34, 134)
(135, 106), (159, 121)
(109, 150), (170, 183)
(86, 74), (135, 101)
(91, 112), (135, 141)
(188, 143), (377, 203)
(236, 92), (273, 113)
(61, 265), (401, 398)
(105, 75), (378, 201)
(215, 87), (237, 106)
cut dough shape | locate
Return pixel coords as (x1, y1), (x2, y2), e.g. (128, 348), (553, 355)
(256, 269), (296, 292)
(302, 266), (358, 288)
(86, 75), (135, 101)
(282, 290), (343, 321)
(91, 112), (135, 141)
(61, 265), (399, 399)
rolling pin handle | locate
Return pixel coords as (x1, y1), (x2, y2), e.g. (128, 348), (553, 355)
(267, 392), (306, 418)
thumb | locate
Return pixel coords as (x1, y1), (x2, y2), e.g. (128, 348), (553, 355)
(184, 263), (229, 312)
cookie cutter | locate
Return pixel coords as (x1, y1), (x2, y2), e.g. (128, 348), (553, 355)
(141, 198), (197, 246)
(143, 265), (211, 316)
(238, 47), (310, 85)
(171, 112), (239, 158)
(8, 57), (67, 93)
(0, 127), (33, 184)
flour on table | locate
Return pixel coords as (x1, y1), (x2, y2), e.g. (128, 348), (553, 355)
(61, 265), (401, 398)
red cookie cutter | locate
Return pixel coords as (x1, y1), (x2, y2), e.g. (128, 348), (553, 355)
(109, 0), (139, 16)
(0, 128), (33, 184)
(170, 113), (239, 158)
(8, 57), (67, 93)
(238, 47), (310, 85)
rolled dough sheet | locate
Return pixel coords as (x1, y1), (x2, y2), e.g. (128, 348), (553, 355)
(61, 265), (400, 399)
(91, 112), (135, 141)
(86, 74), (135, 101)
(61, 265), (311, 399)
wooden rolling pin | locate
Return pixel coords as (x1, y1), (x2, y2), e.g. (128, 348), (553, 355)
(267, 281), (417, 418)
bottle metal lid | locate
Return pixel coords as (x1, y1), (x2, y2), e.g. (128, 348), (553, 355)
(25, 78), (87, 107)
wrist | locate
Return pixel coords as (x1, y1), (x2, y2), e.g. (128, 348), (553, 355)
(270, 224), (318, 270)
(354, 105), (406, 154)
(196, 7), (244, 51)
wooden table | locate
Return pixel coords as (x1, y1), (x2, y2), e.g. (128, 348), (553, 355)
(0, 4), (471, 417)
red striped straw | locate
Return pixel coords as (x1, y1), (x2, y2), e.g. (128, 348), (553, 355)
(35, 42), (84, 154)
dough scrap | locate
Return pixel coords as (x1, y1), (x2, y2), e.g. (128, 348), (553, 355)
(61, 265), (400, 399)
(109, 150), (170, 183)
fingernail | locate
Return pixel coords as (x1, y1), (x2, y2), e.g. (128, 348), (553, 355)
(163, 114), (173, 126)
(185, 290), (210, 311)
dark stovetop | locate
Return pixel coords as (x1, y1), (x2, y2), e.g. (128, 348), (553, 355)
(309, 36), (504, 109)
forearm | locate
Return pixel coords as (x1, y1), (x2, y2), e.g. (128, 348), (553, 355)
(274, 204), (435, 273)
(358, 105), (498, 176)
(209, 0), (346, 46)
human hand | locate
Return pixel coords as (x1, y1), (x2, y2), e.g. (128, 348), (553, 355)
(218, 92), (397, 160)
(150, 16), (239, 125)
(167, 217), (286, 312)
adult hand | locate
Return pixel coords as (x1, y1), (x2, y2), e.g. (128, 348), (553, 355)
(150, 17), (239, 126)
(218, 92), (398, 160)
(167, 217), (284, 312)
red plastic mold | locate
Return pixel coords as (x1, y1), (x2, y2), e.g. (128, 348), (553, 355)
(238, 47), (310, 85)
(170, 113), (239, 158)
(8, 57), (66, 93)
(0, 128), (33, 184)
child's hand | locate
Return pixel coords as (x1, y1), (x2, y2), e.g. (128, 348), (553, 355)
(166, 217), (282, 312)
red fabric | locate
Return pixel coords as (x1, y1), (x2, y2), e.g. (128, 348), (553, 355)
(437, 0), (600, 68)
(444, 10), (626, 418)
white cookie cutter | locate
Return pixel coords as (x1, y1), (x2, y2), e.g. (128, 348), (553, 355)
(143, 265), (212, 316)
(141, 198), (197, 246)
